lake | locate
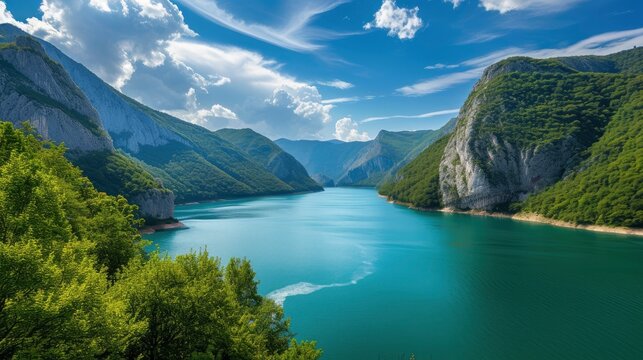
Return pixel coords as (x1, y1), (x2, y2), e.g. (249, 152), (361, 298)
(146, 188), (643, 359)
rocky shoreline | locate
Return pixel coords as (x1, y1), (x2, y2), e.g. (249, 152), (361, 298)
(383, 196), (643, 237)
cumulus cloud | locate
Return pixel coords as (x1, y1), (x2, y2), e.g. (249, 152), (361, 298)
(316, 79), (354, 89)
(334, 117), (370, 141)
(7, 0), (195, 90)
(2, 0), (338, 139)
(399, 28), (643, 96)
(364, 0), (423, 40)
(166, 87), (238, 130)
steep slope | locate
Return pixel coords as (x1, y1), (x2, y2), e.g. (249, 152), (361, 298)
(337, 119), (456, 186)
(215, 128), (322, 192)
(383, 47), (642, 228)
(0, 24), (318, 203)
(0, 34), (173, 221)
(379, 134), (452, 209)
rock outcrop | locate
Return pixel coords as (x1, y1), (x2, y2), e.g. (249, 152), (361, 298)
(132, 189), (176, 221)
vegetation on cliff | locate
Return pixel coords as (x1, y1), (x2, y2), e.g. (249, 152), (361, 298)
(0, 122), (321, 359)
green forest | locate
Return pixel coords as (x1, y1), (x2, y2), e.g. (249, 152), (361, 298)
(0, 122), (321, 359)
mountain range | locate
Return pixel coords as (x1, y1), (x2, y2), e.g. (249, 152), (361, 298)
(0, 24), (321, 222)
(276, 118), (456, 187)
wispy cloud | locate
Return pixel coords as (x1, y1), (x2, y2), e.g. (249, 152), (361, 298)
(425, 63), (460, 70)
(177, 0), (351, 52)
(316, 79), (354, 89)
(479, 0), (586, 14)
(399, 28), (643, 96)
(361, 109), (460, 123)
(322, 95), (375, 104)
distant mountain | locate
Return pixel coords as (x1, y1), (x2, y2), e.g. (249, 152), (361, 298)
(276, 119), (456, 187)
(214, 128), (322, 192)
(382, 47), (642, 228)
(0, 33), (174, 221)
(0, 24), (320, 205)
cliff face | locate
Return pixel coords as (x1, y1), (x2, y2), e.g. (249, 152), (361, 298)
(131, 189), (176, 221)
(440, 95), (581, 210)
(0, 36), (112, 152)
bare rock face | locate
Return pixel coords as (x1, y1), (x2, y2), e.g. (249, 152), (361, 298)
(0, 36), (113, 152)
(439, 65), (581, 211)
(132, 189), (175, 221)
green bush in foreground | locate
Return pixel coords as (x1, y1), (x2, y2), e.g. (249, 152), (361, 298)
(0, 122), (321, 359)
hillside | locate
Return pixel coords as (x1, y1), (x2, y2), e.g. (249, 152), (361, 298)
(0, 24), (320, 204)
(0, 34), (173, 221)
(276, 119), (455, 187)
(382, 47), (642, 228)
(215, 128), (322, 192)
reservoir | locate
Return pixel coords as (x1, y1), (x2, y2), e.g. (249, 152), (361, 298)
(146, 188), (643, 359)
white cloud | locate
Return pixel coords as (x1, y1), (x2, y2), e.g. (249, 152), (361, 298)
(176, 0), (351, 52)
(334, 117), (370, 141)
(364, 0), (423, 40)
(316, 79), (354, 89)
(168, 87), (238, 129)
(5, 0), (195, 90)
(480, 0), (585, 14)
(167, 40), (335, 138)
(361, 109), (461, 123)
(443, 0), (584, 14)
(322, 95), (376, 104)
(2, 0), (338, 139)
(399, 28), (643, 96)
(444, 0), (464, 8)
(425, 63), (459, 70)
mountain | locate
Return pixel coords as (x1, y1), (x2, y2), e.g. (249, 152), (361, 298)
(275, 138), (369, 186)
(276, 119), (456, 187)
(214, 128), (322, 192)
(382, 47), (642, 228)
(0, 33), (174, 221)
(0, 24), (320, 204)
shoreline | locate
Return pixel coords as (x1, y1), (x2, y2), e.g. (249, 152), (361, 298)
(140, 221), (187, 235)
(385, 197), (643, 237)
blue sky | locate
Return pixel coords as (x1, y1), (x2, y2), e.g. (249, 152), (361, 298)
(1, 0), (641, 140)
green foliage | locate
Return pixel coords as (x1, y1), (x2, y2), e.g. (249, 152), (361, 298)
(0, 122), (321, 359)
(379, 135), (451, 209)
(522, 83), (643, 227)
(73, 150), (168, 199)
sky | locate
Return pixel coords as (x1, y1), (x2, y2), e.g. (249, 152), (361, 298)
(1, 0), (641, 141)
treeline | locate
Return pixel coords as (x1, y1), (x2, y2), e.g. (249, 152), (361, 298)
(0, 122), (321, 359)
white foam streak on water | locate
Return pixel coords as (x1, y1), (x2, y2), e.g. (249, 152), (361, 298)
(267, 260), (374, 306)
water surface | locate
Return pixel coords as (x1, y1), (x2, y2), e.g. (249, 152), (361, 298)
(147, 188), (643, 359)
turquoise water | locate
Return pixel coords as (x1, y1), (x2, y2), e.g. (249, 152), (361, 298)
(146, 188), (643, 359)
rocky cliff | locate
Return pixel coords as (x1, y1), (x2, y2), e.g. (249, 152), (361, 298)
(0, 36), (112, 152)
